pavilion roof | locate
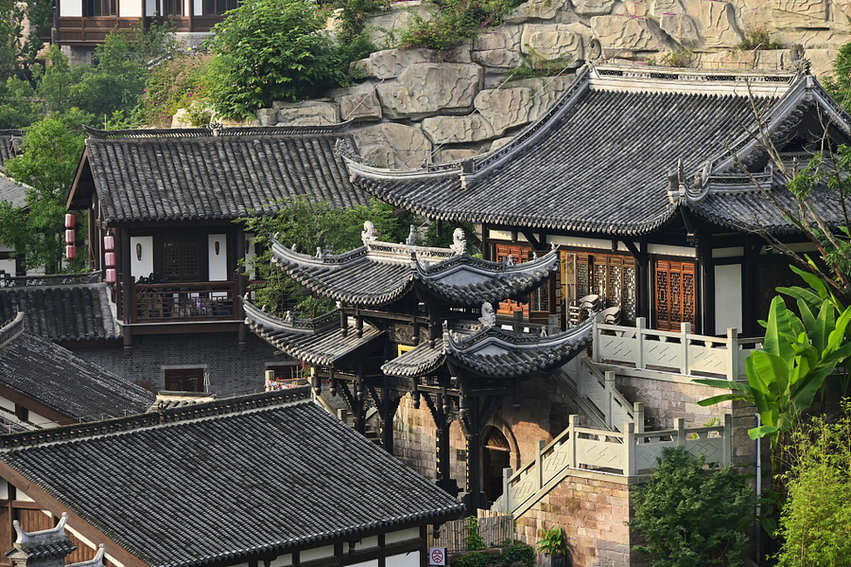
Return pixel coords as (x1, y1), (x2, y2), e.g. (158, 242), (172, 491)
(242, 303), (384, 366)
(270, 233), (559, 307)
(343, 63), (851, 236)
(381, 318), (593, 379)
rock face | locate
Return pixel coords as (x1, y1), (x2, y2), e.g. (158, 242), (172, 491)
(272, 101), (339, 126)
(209, 0), (851, 167)
(376, 63), (484, 119)
(352, 123), (432, 169)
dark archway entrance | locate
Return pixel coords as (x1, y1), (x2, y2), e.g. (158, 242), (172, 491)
(482, 427), (511, 503)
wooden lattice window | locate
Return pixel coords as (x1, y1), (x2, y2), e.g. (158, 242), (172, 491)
(163, 240), (200, 282)
(204, 0), (237, 15)
(84, 0), (116, 16)
(574, 253), (636, 324)
(655, 260), (695, 331)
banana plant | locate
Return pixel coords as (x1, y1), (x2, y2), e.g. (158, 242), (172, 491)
(694, 295), (851, 454)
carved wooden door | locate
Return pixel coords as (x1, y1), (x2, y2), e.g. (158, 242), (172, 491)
(495, 244), (532, 318)
(655, 260), (695, 331)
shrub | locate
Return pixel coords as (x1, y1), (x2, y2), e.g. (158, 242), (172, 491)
(500, 542), (534, 567)
(504, 50), (572, 82)
(466, 517), (486, 551)
(775, 402), (851, 567)
(206, 0), (346, 119)
(658, 49), (694, 68)
(133, 51), (211, 127)
(398, 0), (523, 53)
(740, 25), (782, 50)
(629, 447), (755, 567)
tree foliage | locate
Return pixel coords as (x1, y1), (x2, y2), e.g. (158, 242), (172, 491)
(629, 447), (756, 567)
(240, 197), (409, 317)
(775, 401), (851, 567)
(695, 295), (851, 456)
(0, 111), (87, 273)
(206, 0), (346, 119)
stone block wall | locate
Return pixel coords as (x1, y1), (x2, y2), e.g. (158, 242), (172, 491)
(71, 331), (280, 395)
(515, 472), (639, 567)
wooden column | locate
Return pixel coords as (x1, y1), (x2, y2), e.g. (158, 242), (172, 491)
(118, 226), (133, 355)
(353, 362), (365, 434)
(236, 227), (247, 350)
(379, 375), (394, 454)
(464, 396), (483, 514)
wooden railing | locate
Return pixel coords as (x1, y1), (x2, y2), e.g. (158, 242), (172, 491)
(494, 414), (731, 515)
(132, 282), (237, 322)
(592, 317), (762, 380)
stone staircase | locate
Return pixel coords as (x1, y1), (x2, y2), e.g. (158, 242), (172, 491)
(552, 356), (639, 432)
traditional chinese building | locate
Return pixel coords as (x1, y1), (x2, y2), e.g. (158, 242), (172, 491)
(342, 61), (851, 337)
(244, 225), (595, 513)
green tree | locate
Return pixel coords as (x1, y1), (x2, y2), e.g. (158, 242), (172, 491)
(775, 402), (851, 567)
(629, 447), (756, 567)
(0, 0), (44, 79)
(206, 0), (345, 119)
(240, 196), (408, 316)
(823, 42), (851, 113)
(695, 296), (851, 457)
(0, 111), (88, 273)
(133, 51), (211, 127)
(0, 76), (39, 128)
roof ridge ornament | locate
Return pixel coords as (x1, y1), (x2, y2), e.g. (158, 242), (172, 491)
(450, 228), (466, 255)
(361, 221), (377, 245)
(14, 512), (68, 544)
(478, 302), (495, 327)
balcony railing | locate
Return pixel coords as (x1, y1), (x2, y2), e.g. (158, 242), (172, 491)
(592, 317), (763, 381)
(132, 282), (237, 322)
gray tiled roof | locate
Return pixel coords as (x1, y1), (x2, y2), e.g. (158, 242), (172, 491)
(243, 303), (385, 365)
(382, 319), (593, 378)
(271, 239), (559, 306)
(0, 130), (21, 171)
(0, 282), (121, 342)
(82, 125), (370, 223)
(0, 173), (26, 208)
(0, 313), (154, 421)
(0, 389), (464, 567)
(345, 65), (848, 237)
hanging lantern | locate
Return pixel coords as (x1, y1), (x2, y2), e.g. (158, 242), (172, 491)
(66, 245), (76, 259)
(103, 233), (115, 251)
(104, 252), (115, 267)
(65, 229), (75, 244)
(106, 269), (117, 284)
(65, 213), (75, 228)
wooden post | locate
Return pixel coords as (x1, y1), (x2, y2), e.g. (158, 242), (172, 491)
(680, 322), (691, 375)
(723, 413), (732, 466)
(625, 422), (636, 476)
(727, 328), (739, 381)
(635, 317), (646, 369)
(535, 440), (545, 491)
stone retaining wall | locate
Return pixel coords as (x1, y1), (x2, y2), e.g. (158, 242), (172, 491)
(175, 0), (851, 165)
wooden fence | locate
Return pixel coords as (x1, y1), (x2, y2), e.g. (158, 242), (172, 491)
(429, 510), (514, 553)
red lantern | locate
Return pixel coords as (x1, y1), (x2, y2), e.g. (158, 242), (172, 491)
(66, 245), (76, 259)
(104, 252), (115, 267)
(104, 233), (115, 251)
(106, 269), (117, 284)
(65, 213), (75, 229)
(65, 229), (75, 244)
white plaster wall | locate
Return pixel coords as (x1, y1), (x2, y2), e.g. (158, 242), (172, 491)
(300, 545), (335, 563)
(208, 234), (228, 281)
(59, 0), (83, 17)
(714, 263), (743, 335)
(647, 243), (695, 258)
(385, 527), (420, 544)
(354, 536), (378, 551)
(0, 396), (14, 413)
(0, 258), (16, 274)
(121, 0), (143, 17)
(130, 236), (154, 280)
(386, 552), (418, 567)
(244, 232), (256, 280)
(27, 410), (59, 429)
(347, 559), (379, 567)
(269, 555), (292, 567)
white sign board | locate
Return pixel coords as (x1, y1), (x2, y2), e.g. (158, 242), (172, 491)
(429, 548), (446, 566)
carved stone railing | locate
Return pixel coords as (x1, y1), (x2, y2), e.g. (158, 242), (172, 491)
(494, 414), (731, 516)
(592, 317), (761, 381)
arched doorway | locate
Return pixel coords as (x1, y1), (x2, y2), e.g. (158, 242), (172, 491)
(482, 426), (511, 503)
